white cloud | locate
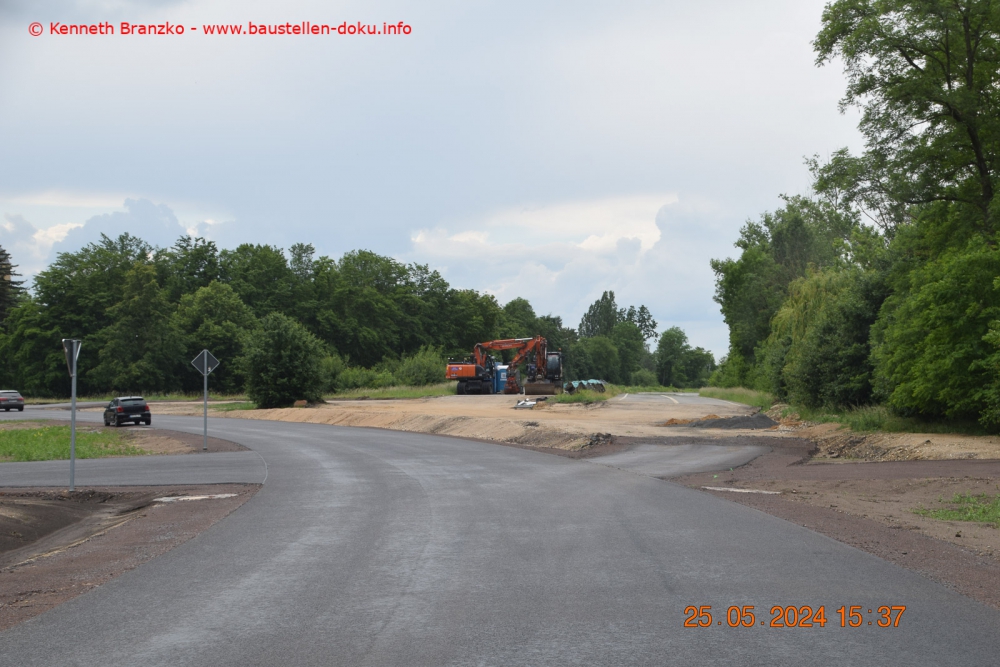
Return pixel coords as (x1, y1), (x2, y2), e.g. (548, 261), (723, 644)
(3, 190), (129, 209)
(407, 193), (735, 357)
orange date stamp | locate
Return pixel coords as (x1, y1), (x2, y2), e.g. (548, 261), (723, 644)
(683, 605), (906, 628)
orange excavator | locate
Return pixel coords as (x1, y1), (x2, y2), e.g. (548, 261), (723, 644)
(445, 336), (565, 395)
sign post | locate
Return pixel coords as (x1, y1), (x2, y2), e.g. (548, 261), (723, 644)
(191, 350), (220, 451)
(61, 339), (82, 492)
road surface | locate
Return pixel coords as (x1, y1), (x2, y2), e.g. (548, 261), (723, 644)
(1, 411), (998, 666)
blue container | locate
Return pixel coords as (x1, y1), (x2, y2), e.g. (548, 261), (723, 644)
(494, 365), (509, 394)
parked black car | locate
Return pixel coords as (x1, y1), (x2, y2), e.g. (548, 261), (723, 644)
(103, 396), (151, 426)
(0, 390), (24, 412)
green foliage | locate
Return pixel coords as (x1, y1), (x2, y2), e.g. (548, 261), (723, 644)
(241, 313), (326, 408)
(173, 281), (257, 394)
(815, 0), (1000, 229)
(394, 346), (448, 386)
(654, 327), (716, 388)
(567, 335), (620, 382)
(697, 387), (775, 412)
(0, 425), (144, 462)
(611, 321), (645, 385)
(89, 263), (185, 393)
(630, 368), (658, 386)
(220, 243), (295, 317)
(711, 196), (857, 366)
(872, 236), (1000, 421)
(210, 401), (256, 412)
(0, 244), (25, 330)
(578, 291), (657, 341)
(754, 267), (888, 407)
(549, 389), (609, 404)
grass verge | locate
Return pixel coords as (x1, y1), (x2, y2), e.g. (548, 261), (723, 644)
(550, 389), (609, 405)
(326, 382), (458, 400)
(23, 393), (249, 405)
(915, 493), (1000, 524)
(210, 401), (257, 412)
(697, 387), (775, 411)
(0, 425), (145, 462)
(780, 404), (986, 435)
(697, 387), (984, 435)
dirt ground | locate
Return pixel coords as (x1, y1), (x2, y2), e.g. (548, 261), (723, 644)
(0, 419), (247, 456)
(0, 484), (258, 630)
(676, 450), (1000, 609)
(119, 394), (754, 450)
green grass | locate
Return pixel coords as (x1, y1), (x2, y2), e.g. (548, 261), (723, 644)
(0, 425), (145, 462)
(210, 401), (257, 412)
(778, 403), (986, 435)
(915, 493), (1000, 524)
(23, 393), (249, 405)
(326, 382), (458, 400)
(696, 387), (985, 435)
(697, 387), (776, 411)
(550, 389), (609, 404)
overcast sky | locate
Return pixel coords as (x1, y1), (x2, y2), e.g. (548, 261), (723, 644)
(0, 0), (861, 358)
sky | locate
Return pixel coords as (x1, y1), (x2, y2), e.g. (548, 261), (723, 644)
(0, 0), (862, 358)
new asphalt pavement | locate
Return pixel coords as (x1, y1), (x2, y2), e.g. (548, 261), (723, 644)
(1, 410), (998, 666)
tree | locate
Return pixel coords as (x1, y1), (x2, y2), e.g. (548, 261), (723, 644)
(871, 237), (1000, 419)
(656, 327), (690, 387)
(173, 281), (257, 393)
(711, 196), (857, 384)
(89, 263), (185, 393)
(579, 291), (621, 338)
(611, 321), (645, 384)
(623, 305), (658, 342)
(502, 297), (537, 337)
(240, 313), (326, 408)
(815, 0), (1000, 231)
(575, 336), (620, 382)
(579, 291), (658, 342)
(219, 243), (295, 317)
(157, 236), (220, 303)
(0, 245), (25, 329)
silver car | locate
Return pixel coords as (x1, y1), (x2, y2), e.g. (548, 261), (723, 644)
(0, 390), (25, 412)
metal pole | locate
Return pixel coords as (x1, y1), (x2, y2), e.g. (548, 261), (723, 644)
(69, 350), (77, 492)
(203, 369), (208, 451)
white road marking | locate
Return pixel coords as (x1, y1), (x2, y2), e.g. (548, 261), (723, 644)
(618, 393), (629, 400)
(702, 487), (780, 495)
(660, 395), (679, 404)
(154, 494), (238, 503)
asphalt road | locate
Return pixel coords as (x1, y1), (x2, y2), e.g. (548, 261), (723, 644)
(2, 411), (999, 666)
(616, 391), (742, 407)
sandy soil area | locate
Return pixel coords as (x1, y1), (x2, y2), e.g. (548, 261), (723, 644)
(119, 394), (752, 450)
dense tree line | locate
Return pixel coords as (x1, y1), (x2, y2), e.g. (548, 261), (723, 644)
(0, 235), (505, 399)
(711, 0), (1000, 430)
(0, 235), (713, 401)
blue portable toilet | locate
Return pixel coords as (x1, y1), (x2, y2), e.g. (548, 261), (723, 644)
(494, 365), (509, 394)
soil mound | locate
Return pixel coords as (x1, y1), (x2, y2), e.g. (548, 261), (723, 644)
(688, 413), (778, 430)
